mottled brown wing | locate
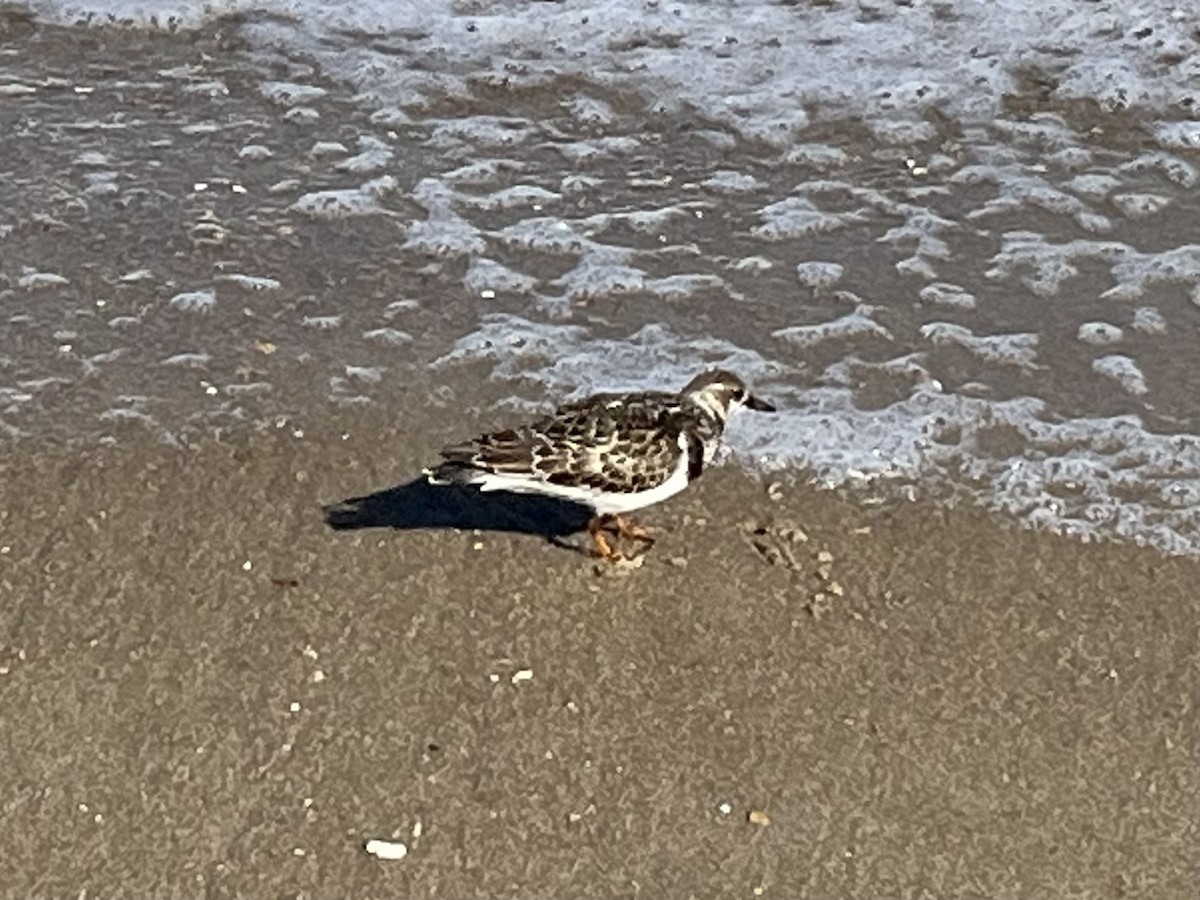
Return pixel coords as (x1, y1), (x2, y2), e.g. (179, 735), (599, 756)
(438, 427), (536, 475)
(549, 391), (678, 426)
(526, 394), (690, 494)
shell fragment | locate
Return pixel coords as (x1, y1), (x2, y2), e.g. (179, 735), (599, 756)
(364, 839), (408, 861)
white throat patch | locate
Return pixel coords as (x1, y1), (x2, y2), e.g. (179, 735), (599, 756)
(689, 391), (728, 423)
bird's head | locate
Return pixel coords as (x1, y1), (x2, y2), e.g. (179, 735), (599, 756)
(682, 369), (776, 421)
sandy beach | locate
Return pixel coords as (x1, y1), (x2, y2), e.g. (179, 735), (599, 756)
(2, 400), (1195, 898)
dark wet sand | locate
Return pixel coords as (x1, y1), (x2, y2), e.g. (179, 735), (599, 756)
(2, 401), (1196, 899)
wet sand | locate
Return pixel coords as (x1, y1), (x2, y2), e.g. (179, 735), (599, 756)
(2, 399), (1196, 898)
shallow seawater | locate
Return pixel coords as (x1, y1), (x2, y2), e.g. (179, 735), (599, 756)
(1, 2), (1199, 555)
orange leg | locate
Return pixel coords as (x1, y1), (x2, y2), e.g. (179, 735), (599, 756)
(588, 516), (622, 560)
(613, 515), (656, 545)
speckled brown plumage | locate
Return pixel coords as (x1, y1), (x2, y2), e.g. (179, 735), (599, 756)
(436, 390), (718, 494)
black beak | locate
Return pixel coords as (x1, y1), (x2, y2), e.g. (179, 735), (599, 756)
(745, 394), (776, 413)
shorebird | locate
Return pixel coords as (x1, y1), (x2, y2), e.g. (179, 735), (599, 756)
(425, 370), (776, 559)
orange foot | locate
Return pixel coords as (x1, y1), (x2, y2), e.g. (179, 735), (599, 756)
(588, 516), (623, 561)
(612, 515), (656, 545)
(587, 514), (657, 560)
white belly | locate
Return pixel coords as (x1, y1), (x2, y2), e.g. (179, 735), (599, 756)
(472, 432), (694, 515)
(589, 447), (692, 514)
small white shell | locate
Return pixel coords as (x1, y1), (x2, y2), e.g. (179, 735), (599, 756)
(364, 839), (408, 861)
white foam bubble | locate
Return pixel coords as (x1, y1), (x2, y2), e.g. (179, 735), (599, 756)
(215, 273), (281, 291)
(784, 145), (849, 169)
(552, 247), (645, 301)
(920, 323), (1039, 369)
(562, 96), (614, 127)
(0, 388), (34, 404)
(1154, 121), (1200, 151)
(310, 140), (348, 158)
(403, 216), (487, 257)
(959, 166), (1111, 232)
(727, 257), (773, 273)
(1112, 193), (1171, 219)
(430, 116), (533, 148)
(238, 144), (273, 160)
(753, 198), (861, 240)
(1119, 152), (1198, 187)
(1077, 322), (1124, 346)
(616, 205), (699, 234)
(18, 269), (70, 290)
(554, 136), (640, 163)
(645, 274), (728, 300)
(73, 150), (111, 166)
(987, 233), (1131, 298)
(167, 289), (215, 313)
(1109, 245), (1200, 299)
(1092, 355), (1149, 396)
(463, 258), (538, 296)
(344, 364), (384, 384)
(301, 314), (343, 330)
(462, 185), (561, 212)
(701, 171), (763, 194)
(1131, 307), (1167, 334)
(919, 283), (976, 310)
(442, 159), (523, 186)
(363, 328), (413, 346)
(1065, 173), (1121, 200)
(291, 176), (399, 219)
(284, 107), (319, 124)
(383, 299), (419, 318)
(83, 172), (119, 196)
(795, 262), (844, 290)
(497, 217), (591, 254)
(774, 303), (893, 349)
(401, 178), (486, 256)
(334, 136), (393, 174)
(260, 81), (326, 106)
(161, 352), (211, 367)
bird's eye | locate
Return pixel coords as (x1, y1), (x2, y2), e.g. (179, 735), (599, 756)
(732, 388), (745, 402)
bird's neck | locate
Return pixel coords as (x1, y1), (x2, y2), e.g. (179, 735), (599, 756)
(686, 393), (728, 428)
(684, 399), (727, 448)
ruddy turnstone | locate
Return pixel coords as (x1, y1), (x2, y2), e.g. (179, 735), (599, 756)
(425, 370), (776, 559)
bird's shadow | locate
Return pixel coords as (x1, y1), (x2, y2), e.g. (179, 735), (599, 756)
(322, 476), (594, 552)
